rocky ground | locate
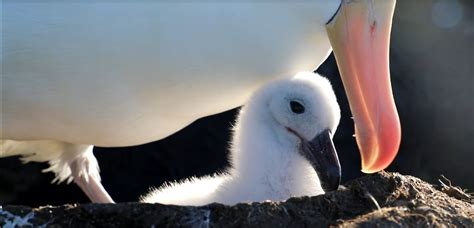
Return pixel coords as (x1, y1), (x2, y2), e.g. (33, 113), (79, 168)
(1, 171), (472, 227)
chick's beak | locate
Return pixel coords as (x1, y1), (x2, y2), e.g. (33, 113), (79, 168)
(300, 129), (341, 192)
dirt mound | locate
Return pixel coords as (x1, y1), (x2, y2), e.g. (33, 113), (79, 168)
(1, 171), (472, 227)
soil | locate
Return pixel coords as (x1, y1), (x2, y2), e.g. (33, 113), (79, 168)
(1, 171), (472, 227)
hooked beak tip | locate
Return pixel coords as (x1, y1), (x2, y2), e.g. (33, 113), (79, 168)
(300, 129), (341, 193)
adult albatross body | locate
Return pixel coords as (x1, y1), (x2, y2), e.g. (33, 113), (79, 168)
(1, 0), (401, 203)
(141, 72), (341, 205)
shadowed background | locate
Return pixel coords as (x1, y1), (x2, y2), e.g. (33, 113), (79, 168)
(1, 0), (472, 205)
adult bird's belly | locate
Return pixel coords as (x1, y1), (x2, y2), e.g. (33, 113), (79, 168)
(2, 2), (337, 147)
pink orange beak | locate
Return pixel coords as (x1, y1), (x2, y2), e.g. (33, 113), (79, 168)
(326, 0), (401, 173)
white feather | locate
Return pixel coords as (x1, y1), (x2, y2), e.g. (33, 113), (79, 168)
(2, 1), (339, 146)
(2, 2), (340, 203)
(141, 72), (340, 206)
(0, 140), (98, 184)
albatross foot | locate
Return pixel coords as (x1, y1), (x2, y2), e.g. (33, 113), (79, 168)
(70, 146), (115, 203)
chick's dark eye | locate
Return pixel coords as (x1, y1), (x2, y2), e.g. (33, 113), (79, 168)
(290, 101), (305, 114)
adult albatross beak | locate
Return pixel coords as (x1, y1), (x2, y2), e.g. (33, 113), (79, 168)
(326, 0), (401, 173)
(300, 129), (341, 192)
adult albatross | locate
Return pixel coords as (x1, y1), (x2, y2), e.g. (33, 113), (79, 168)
(1, 0), (401, 203)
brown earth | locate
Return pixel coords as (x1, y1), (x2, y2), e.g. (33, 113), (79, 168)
(1, 171), (472, 227)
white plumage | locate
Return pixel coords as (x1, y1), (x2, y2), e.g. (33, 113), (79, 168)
(2, 1), (400, 203)
(1, 2), (339, 203)
(1, 140), (93, 183)
(0, 140), (113, 203)
(141, 72), (340, 205)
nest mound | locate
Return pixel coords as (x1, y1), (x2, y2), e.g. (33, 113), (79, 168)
(1, 171), (473, 227)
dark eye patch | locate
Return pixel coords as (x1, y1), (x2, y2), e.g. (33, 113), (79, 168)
(290, 101), (305, 114)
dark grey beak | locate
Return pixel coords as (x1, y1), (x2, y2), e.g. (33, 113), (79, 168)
(300, 129), (341, 192)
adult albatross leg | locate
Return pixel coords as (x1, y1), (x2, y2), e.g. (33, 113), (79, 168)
(1, 140), (114, 203)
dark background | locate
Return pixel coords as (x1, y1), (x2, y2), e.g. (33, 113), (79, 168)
(1, 0), (472, 206)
